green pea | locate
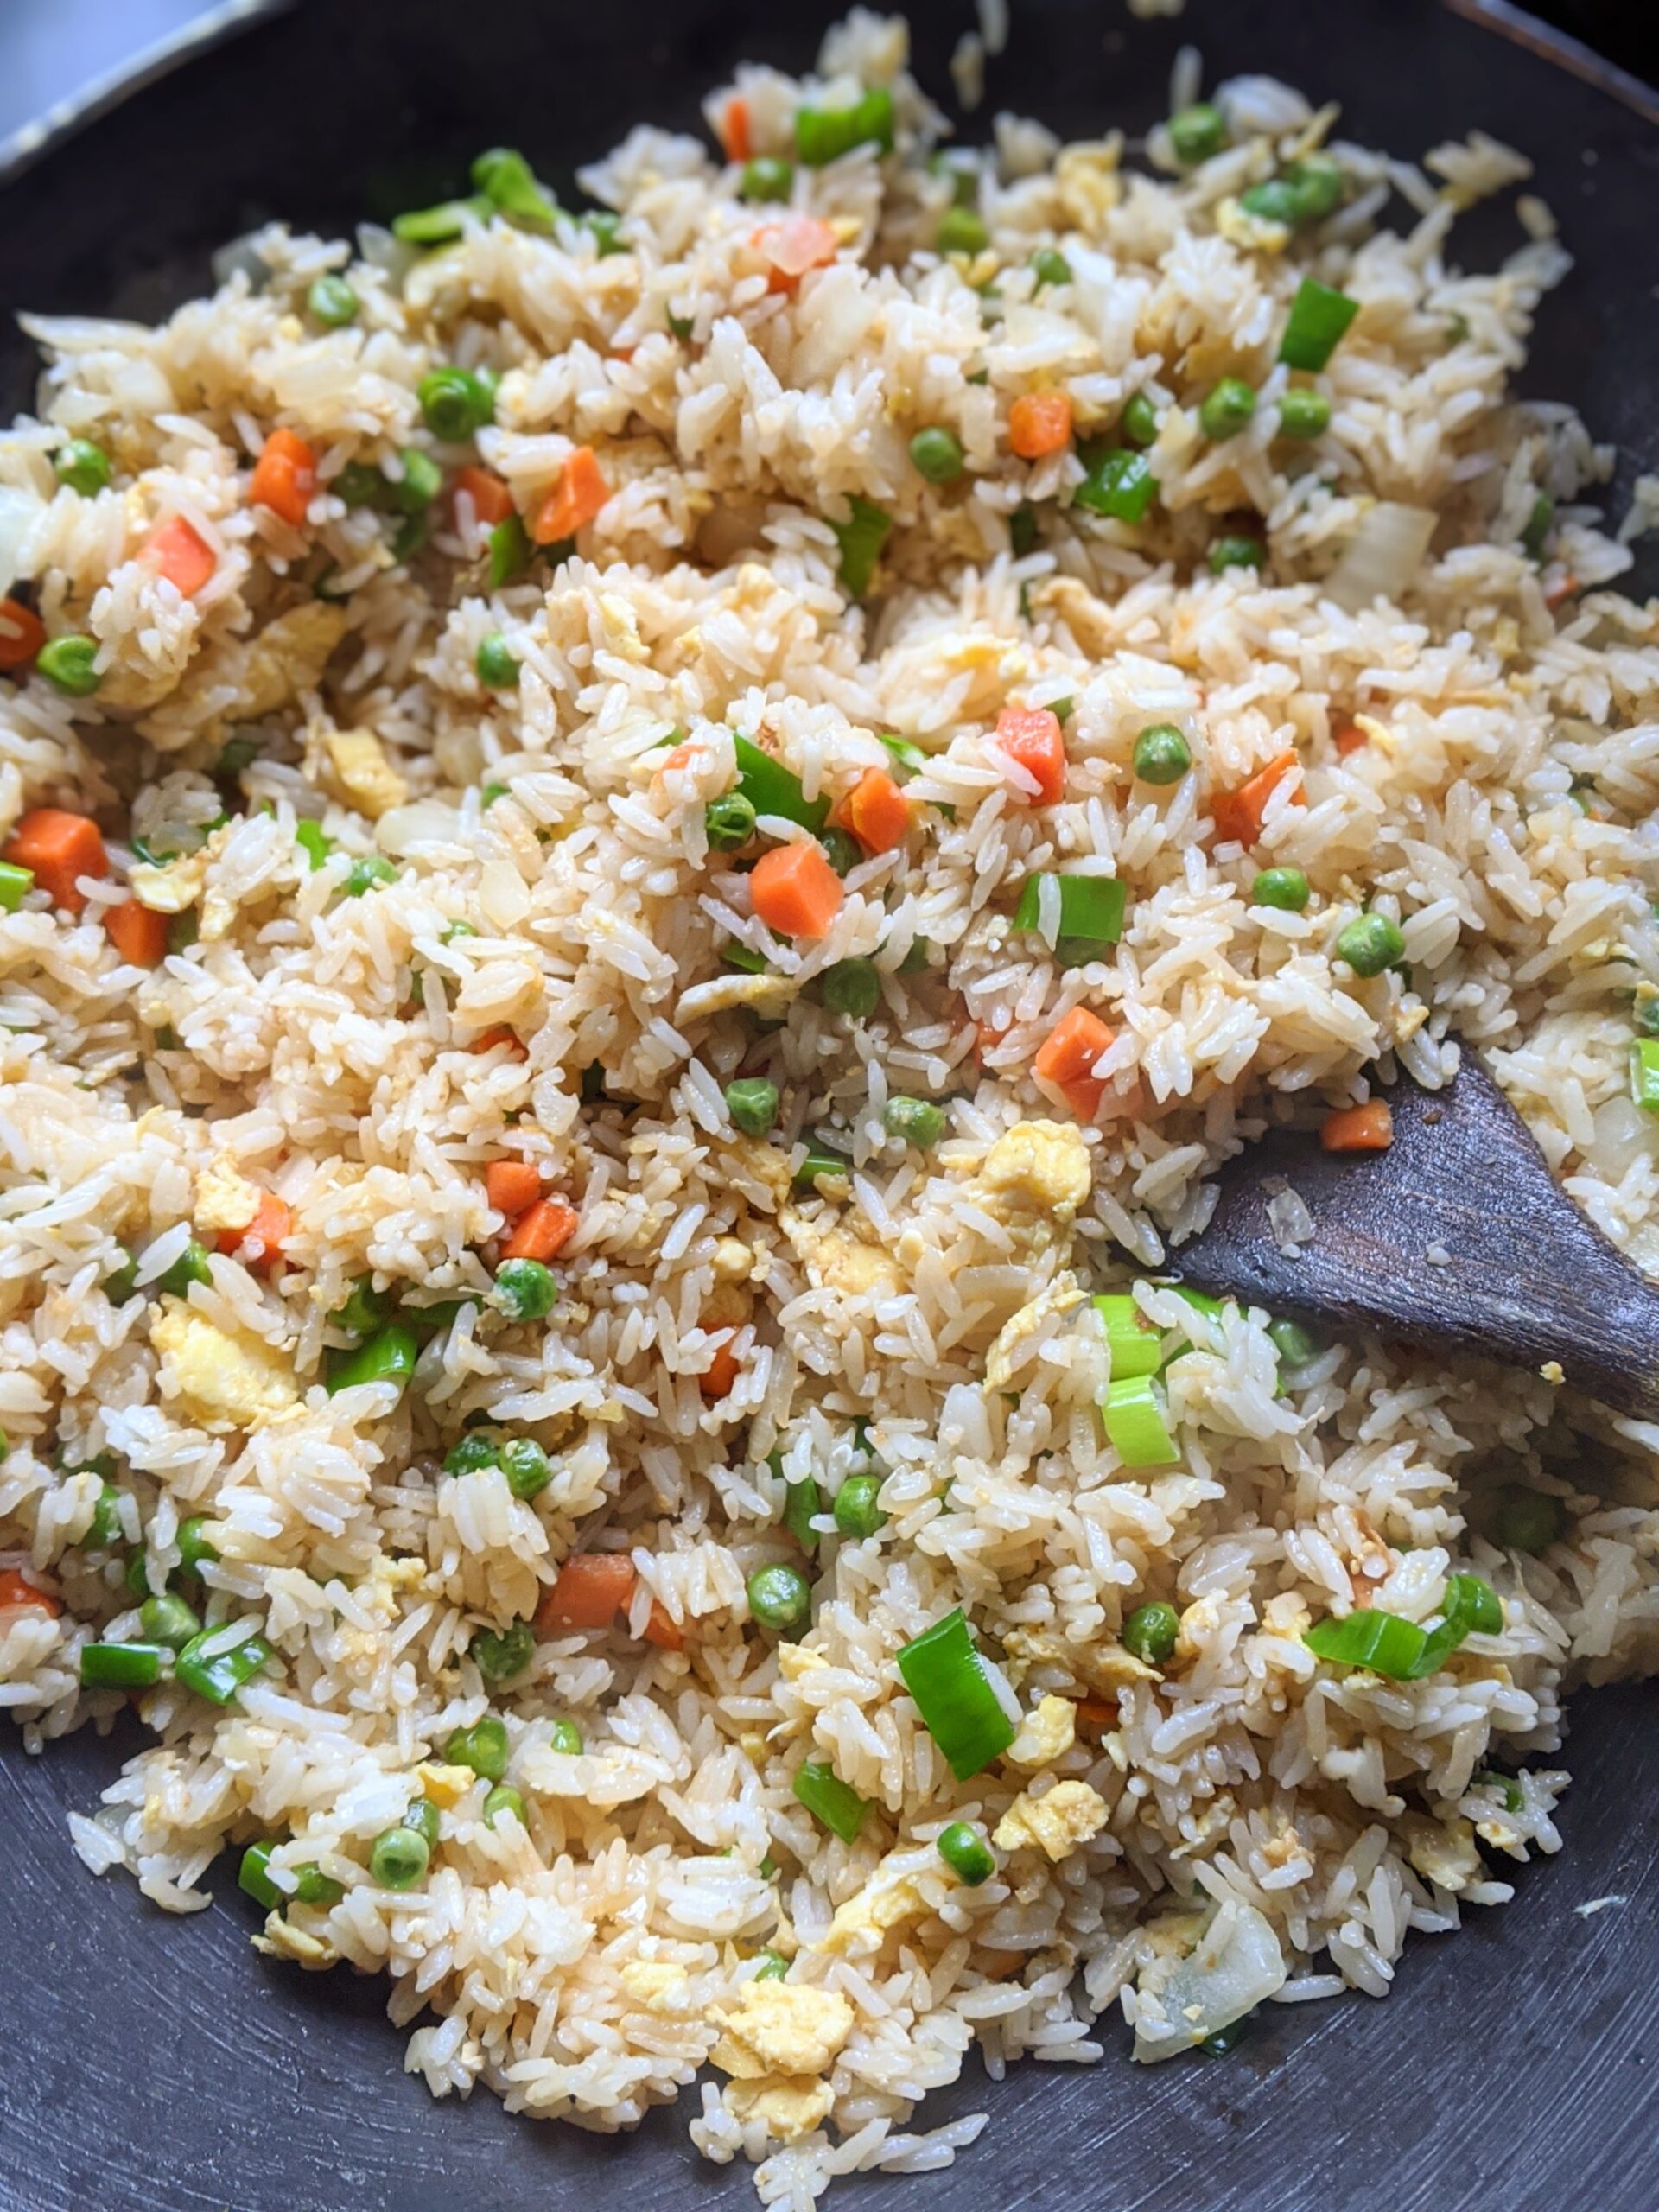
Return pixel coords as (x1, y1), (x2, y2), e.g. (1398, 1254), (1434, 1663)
(938, 207), (988, 255)
(293, 1864), (346, 1905)
(445, 1715), (510, 1781)
(307, 273), (359, 327)
(740, 157), (794, 203)
(1209, 535), (1264, 575)
(1133, 724), (1192, 785)
(1199, 378), (1257, 442)
(1494, 1484), (1566, 1555)
(500, 1437), (551, 1500)
(139, 1592), (201, 1649)
(394, 448), (443, 512)
(493, 1258), (557, 1322)
(936, 1821), (995, 1885)
(483, 1783), (528, 1827)
(54, 439), (113, 495)
(1268, 1316), (1319, 1367)
(158, 1239), (213, 1297)
(726, 1077), (780, 1136)
(1122, 1599), (1179, 1666)
(747, 1561), (812, 1630)
(333, 461), (393, 510)
(1167, 102), (1226, 165)
(37, 635), (102, 696)
(1278, 389), (1331, 440)
(471, 1618), (534, 1681)
(1120, 391), (1160, 449)
(882, 1096), (944, 1147)
(813, 827), (858, 879)
(1252, 867), (1310, 912)
(1029, 247), (1072, 289)
(417, 366), (496, 442)
(816, 958), (880, 1020)
(369, 1825), (430, 1890)
(476, 633), (520, 688)
(1335, 912), (1405, 977)
(910, 427), (965, 485)
(832, 1474), (886, 1540)
(705, 792), (758, 851)
(445, 1431), (503, 1475)
(345, 856), (397, 897)
(104, 1249), (140, 1304)
(550, 1718), (583, 1756)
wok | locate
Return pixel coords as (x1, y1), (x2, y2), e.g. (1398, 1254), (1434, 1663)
(1, 4), (1656, 2208)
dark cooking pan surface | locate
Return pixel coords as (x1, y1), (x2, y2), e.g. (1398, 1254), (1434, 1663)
(1, 3), (1657, 2207)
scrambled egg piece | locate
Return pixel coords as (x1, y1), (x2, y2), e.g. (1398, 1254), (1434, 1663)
(1402, 1814), (1483, 1894)
(1007, 1694), (1077, 1770)
(984, 1273), (1084, 1393)
(619, 1960), (690, 2012)
(709, 1980), (854, 2081)
(1214, 194), (1290, 253)
(817, 1859), (930, 1958)
(193, 1155), (262, 1235)
(993, 1781), (1108, 1862)
(150, 1304), (298, 1428)
(414, 1760), (475, 1810)
(253, 1915), (338, 1967)
(775, 1641), (829, 1682)
(710, 1236), (753, 1283)
(726, 2076), (835, 2141)
(324, 728), (408, 822)
(1033, 575), (1119, 658)
(677, 970), (798, 1023)
(130, 849), (207, 914)
(973, 1121), (1091, 1224)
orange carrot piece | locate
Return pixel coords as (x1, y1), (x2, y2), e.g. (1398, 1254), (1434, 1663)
(143, 516), (216, 597)
(467, 1025), (528, 1059)
(748, 840), (844, 939)
(249, 428), (317, 527)
(1007, 390), (1073, 460)
(1211, 748), (1304, 849)
(994, 705), (1066, 806)
(218, 1191), (293, 1272)
(1543, 572), (1580, 612)
(486, 1160), (543, 1217)
(722, 94), (753, 163)
(104, 899), (169, 966)
(1033, 1003), (1116, 1121)
(1320, 1099), (1395, 1153)
(700, 1339), (741, 1402)
(0, 597), (44, 671)
(642, 1600), (683, 1650)
(530, 446), (611, 545)
(3, 808), (107, 914)
(657, 741), (698, 777)
(538, 1553), (637, 1633)
(453, 463), (514, 528)
(0, 1567), (60, 1617)
(1333, 716), (1369, 759)
(753, 215), (838, 293)
(837, 766), (912, 854)
(1073, 1696), (1118, 1734)
(503, 1196), (578, 1262)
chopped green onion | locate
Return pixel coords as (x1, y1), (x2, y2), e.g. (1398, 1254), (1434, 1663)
(794, 87), (894, 167)
(175, 1627), (273, 1705)
(882, 1096), (945, 1147)
(1101, 1374), (1179, 1468)
(488, 513), (532, 588)
(326, 1323), (417, 1394)
(345, 855), (397, 897)
(784, 1476), (823, 1552)
(1208, 534), (1264, 574)
(1092, 1293), (1162, 1381)
(910, 427), (965, 484)
(550, 1718), (583, 1756)
(583, 211), (626, 257)
(295, 820), (334, 870)
(938, 207), (989, 255)
(1014, 874), (1126, 944)
(1029, 246), (1073, 288)
(1278, 389), (1332, 440)
(54, 438), (113, 495)
(1521, 491), (1554, 563)
(333, 1278), (389, 1337)
(369, 1824), (430, 1888)
(1279, 277), (1360, 372)
(1336, 912), (1405, 977)
(1122, 1599), (1180, 1666)
(721, 943), (770, 976)
(732, 733), (830, 832)
(238, 1840), (284, 1910)
(1074, 448), (1156, 524)
(307, 274), (359, 327)
(794, 1141), (851, 1192)
(816, 957), (880, 1020)
(895, 1606), (1016, 1780)
(740, 156), (795, 203)
(1473, 1770), (1524, 1814)
(1306, 1572), (1502, 1680)
(879, 733), (929, 780)
(792, 1756), (868, 1840)
(1168, 103), (1227, 165)
(752, 1948), (791, 1980)
(177, 1515), (219, 1573)
(936, 1821), (996, 1885)
(833, 1474), (886, 1540)
(404, 1796), (440, 1847)
(1132, 725), (1192, 785)
(1268, 1316), (1319, 1368)
(0, 861), (35, 912)
(726, 1077), (779, 1136)
(747, 1560), (813, 1630)
(393, 194), (493, 243)
(1252, 866), (1310, 912)
(472, 146), (558, 227)
(830, 495), (892, 600)
(472, 1618), (535, 1681)
(139, 1592), (201, 1650)
(79, 1640), (165, 1689)
(705, 792), (758, 851)
(445, 1714), (510, 1780)
(1198, 378), (1256, 442)
(493, 1258), (558, 1321)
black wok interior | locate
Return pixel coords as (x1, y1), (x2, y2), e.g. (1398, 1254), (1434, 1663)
(1, 3), (1656, 2206)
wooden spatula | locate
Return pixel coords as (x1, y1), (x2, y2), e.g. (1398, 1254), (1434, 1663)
(1168, 1054), (1659, 1421)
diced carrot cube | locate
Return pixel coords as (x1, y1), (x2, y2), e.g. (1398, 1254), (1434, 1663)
(1333, 716), (1369, 758)
(502, 1197), (578, 1262)
(748, 840), (843, 938)
(642, 1600), (683, 1649)
(530, 446), (610, 544)
(143, 517), (216, 597)
(836, 766), (912, 854)
(1033, 1003), (1116, 1120)
(3, 808), (107, 914)
(453, 464), (514, 527)
(217, 1191), (293, 1273)
(1007, 390), (1073, 460)
(753, 216), (838, 293)
(0, 597), (44, 671)
(722, 95), (753, 163)
(700, 1339), (741, 1401)
(537, 1553), (636, 1633)
(467, 1025), (528, 1059)
(0, 1567), (60, 1616)
(1211, 749), (1304, 849)
(249, 428), (317, 527)
(994, 706), (1066, 806)
(486, 1160), (543, 1217)
(104, 899), (169, 965)
(1320, 1099), (1394, 1152)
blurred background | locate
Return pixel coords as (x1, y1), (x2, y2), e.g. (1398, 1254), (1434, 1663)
(1, 0), (1656, 156)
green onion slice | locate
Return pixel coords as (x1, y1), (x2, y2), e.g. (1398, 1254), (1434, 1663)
(784, 1475), (823, 1552)
(794, 87), (894, 168)
(1092, 1294), (1162, 1380)
(1305, 1571), (1503, 1681)
(1101, 1374), (1179, 1468)
(895, 1606), (1016, 1780)
(175, 1627), (273, 1706)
